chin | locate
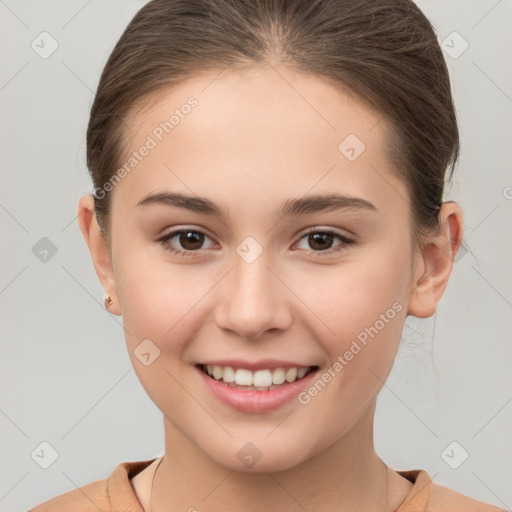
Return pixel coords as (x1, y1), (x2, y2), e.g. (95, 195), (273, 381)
(206, 439), (311, 474)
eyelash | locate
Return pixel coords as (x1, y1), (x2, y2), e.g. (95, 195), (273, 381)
(157, 228), (355, 258)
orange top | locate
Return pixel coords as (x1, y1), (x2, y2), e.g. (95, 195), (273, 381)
(28, 458), (505, 512)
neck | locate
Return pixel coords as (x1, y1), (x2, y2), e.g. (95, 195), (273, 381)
(152, 401), (398, 512)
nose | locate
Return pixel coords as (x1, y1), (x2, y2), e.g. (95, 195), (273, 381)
(214, 249), (292, 340)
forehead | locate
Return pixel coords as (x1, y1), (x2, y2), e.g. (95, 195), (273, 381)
(113, 64), (407, 217)
(126, 63), (386, 148)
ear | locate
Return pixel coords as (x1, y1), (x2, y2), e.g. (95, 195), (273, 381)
(77, 195), (121, 315)
(407, 201), (464, 318)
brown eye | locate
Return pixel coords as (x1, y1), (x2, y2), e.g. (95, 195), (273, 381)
(176, 231), (204, 250)
(296, 229), (354, 257)
(158, 229), (215, 256)
(307, 232), (335, 251)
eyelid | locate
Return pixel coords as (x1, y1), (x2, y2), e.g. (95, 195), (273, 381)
(157, 226), (355, 246)
(158, 225), (354, 258)
(299, 226), (353, 239)
(159, 224), (216, 239)
(157, 226), (218, 247)
(292, 227), (354, 255)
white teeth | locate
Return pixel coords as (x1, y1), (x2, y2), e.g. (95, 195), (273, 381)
(222, 366), (235, 383)
(212, 365), (223, 380)
(234, 368), (253, 386)
(253, 369), (273, 387)
(297, 367), (308, 379)
(285, 367), (298, 382)
(203, 364), (312, 387)
(272, 368), (286, 385)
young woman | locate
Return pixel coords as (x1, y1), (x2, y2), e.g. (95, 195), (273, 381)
(29, 0), (505, 510)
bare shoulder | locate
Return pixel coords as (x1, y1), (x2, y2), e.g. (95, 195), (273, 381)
(429, 481), (507, 512)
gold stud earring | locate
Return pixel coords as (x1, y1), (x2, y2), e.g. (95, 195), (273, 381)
(104, 294), (113, 308)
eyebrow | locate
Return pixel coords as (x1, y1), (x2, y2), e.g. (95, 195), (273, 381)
(136, 191), (377, 217)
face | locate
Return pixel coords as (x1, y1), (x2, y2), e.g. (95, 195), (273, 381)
(89, 64), (429, 472)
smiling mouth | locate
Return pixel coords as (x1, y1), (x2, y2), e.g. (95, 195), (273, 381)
(196, 363), (319, 391)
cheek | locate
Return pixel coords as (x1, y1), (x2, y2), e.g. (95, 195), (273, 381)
(304, 251), (407, 339)
(296, 268), (406, 427)
(115, 248), (216, 352)
(115, 253), (216, 412)
(299, 249), (408, 391)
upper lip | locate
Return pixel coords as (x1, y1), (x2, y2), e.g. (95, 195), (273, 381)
(197, 359), (315, 371)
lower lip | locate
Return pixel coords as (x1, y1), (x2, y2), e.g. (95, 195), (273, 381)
(196, 365), (319, 413)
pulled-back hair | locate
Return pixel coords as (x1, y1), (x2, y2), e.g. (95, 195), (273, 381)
(87, 0), (459, 249)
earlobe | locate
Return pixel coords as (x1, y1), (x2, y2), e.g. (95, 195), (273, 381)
(406, 202), (464, 318)
(77, 195), (121, 315)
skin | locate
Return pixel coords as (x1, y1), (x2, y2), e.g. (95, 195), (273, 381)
(78, 63), (463, 511)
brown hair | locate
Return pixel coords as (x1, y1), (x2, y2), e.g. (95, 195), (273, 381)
(86, 0), (459, 250)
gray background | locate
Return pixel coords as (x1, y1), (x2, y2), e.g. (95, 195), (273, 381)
(1, 0), (511, 510)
